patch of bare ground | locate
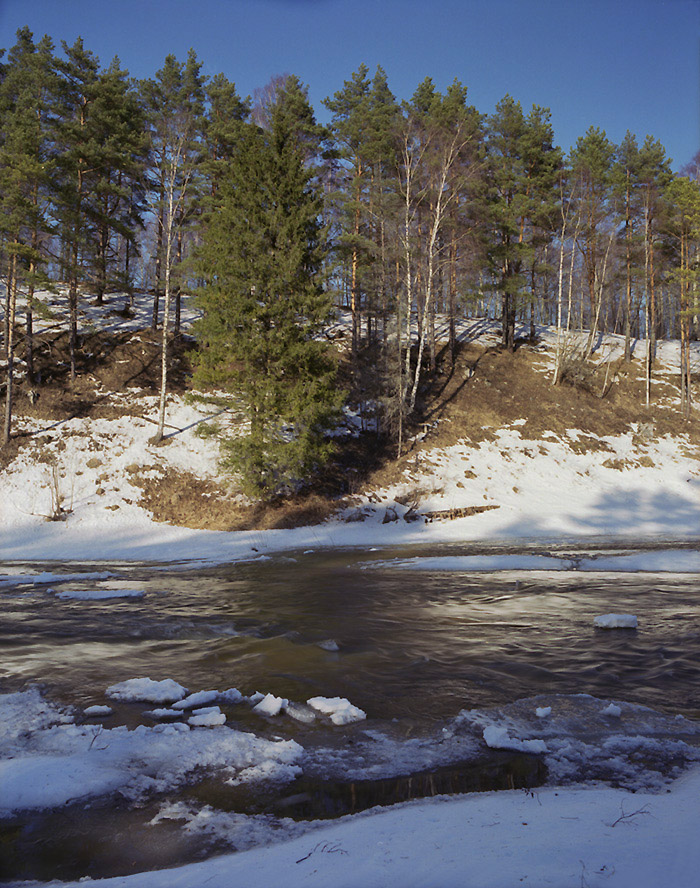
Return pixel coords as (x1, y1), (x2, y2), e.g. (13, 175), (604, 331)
(137, 466), (344, 531)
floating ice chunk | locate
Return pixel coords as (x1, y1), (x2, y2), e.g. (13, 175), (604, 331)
(106, 678), (188, 704)
(307, 696), (367, 725)
(535, 707), (552, 718)
(188, 707), (226, 727)
(145, 708), (183, 720)
(594, 614), (638, 629)
(286, 701), (317, 724)
(253, 694), (288, 717)
(56, 588), (144, 600)
(172, 690), (220, 711)
(247, 691), (266, 705)
(482, 725), (548, 754)
(602, 703), (622, 717)
(318, 639), (340, 652)
(218, 687), (243, 704)
(84, 705), (113, 717)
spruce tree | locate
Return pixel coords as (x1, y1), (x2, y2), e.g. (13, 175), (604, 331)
(194, 99), (340, 497)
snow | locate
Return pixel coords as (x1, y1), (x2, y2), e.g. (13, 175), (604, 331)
(307, 696), (367, 726)
(105, 678), (189, 704)
(603, 704), (623, 718)
(594, 614), (639, 629)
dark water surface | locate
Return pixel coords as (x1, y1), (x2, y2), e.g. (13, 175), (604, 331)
(2, 544), (700, 721)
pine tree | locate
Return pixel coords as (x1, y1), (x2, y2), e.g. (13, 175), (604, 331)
(194, 95), (341, 497)
(665, 175), (700, 416)
(54, 37), (103, 380)
(88, 57), (149, 305)
(0, 27), (56, 445)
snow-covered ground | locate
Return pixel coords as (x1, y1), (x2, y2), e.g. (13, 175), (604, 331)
(2, 295), (700, 886)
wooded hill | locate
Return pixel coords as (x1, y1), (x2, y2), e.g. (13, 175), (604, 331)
(1, 29), (698, 497)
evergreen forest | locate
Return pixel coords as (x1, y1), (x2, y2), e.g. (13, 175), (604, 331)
(2, 29), (699, 495)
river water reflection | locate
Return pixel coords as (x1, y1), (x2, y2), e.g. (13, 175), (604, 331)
(3, 542), (700, 722)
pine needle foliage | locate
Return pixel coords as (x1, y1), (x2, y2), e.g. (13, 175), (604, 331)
(194, 87), (342, 497)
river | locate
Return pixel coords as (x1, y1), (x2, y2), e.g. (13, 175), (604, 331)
(2, 542), (699, 881)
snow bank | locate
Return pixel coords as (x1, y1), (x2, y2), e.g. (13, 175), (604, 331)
(19, 766), (700, 888)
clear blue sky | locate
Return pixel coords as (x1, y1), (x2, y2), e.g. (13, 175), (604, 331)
(1, 0), (698, 170)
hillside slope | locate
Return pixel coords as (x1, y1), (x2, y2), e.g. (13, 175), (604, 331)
(1, 297), (699, 561)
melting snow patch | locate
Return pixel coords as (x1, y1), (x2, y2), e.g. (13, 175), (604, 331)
(307, 696), (366, 725)
(105, 677), (188, 703)
(594, 613), (638, 629)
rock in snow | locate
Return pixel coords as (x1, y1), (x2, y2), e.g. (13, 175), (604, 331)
(594, 613), (638, 629)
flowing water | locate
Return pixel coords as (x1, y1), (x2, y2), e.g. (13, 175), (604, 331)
(2, 542), (700, 881)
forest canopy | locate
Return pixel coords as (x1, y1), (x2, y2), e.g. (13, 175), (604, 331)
(1, 28), (699, 489)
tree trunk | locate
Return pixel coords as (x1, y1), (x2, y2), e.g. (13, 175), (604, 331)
(2, 254), (17, 447)
(152, 193), (164, 330)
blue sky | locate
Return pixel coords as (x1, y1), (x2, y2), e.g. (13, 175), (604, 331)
(1, 0), (698, 169)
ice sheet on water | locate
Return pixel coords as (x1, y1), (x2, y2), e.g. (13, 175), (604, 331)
(173, 690), (220, 710)
(148, 800), (317, 852)
(56, 588), (145, 600)
(0, 570), (113, 589)
(594, 613), (638, 629)
(453, 694), (700, 790)
(0, 688), (302, 816)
